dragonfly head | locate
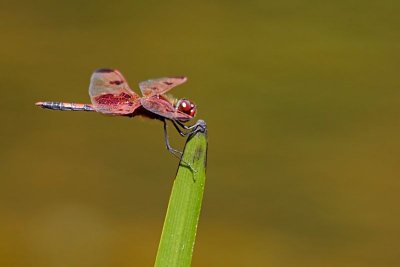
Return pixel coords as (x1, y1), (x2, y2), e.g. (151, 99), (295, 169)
(176, 98), (197, 119)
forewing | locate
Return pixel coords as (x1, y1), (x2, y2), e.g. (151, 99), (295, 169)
(89, 69), (141, 114)
(139, 77), (187, 97)
(140, 97), (193, 121)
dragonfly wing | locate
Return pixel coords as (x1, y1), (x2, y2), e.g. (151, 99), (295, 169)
(139, 77), (187, 97)
(92, 93), (141, 114)
(141, 97), (193, 121)
(89, 68), (141, 114)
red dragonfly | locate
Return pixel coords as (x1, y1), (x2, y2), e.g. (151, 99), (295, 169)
(36, 68), (205, 161)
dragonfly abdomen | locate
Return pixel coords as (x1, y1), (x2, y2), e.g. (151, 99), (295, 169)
(35, 102), (94, 112)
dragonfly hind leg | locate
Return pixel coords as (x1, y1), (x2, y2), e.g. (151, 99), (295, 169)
(163, 119), (183, 159)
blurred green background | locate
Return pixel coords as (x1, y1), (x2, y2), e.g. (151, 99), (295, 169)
(1, 1), (400, 266)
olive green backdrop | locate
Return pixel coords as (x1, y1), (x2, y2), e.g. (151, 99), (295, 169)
(1, 1), (400, 266)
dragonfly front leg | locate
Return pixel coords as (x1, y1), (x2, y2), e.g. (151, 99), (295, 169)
(174, 120), (207, 136)
(171, 120), (191, 137)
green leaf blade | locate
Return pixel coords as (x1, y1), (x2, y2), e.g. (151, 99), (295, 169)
(155, 121), (208, 267)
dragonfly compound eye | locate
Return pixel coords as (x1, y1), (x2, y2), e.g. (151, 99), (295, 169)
(177, 99), (197, 117)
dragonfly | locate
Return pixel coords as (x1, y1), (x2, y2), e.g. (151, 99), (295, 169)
(36, 68), (206, 164)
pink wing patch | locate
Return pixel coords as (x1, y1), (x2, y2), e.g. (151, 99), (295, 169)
(93, 92), (141, 115)
(89, 69), (141, 114)
(139, 77), (187, 97)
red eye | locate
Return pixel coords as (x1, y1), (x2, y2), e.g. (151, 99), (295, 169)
(189, 105), (197, 117)
(178, 99), (197, 117)
(179, 100), (191, 112)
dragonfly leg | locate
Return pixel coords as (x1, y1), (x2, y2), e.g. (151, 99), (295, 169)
(171, 120), (191, 137)
(163, 119), (197, 173)
(175, 120), (193, 130)
(174, 120), (207, 136)
(163, 119), (183, 159)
